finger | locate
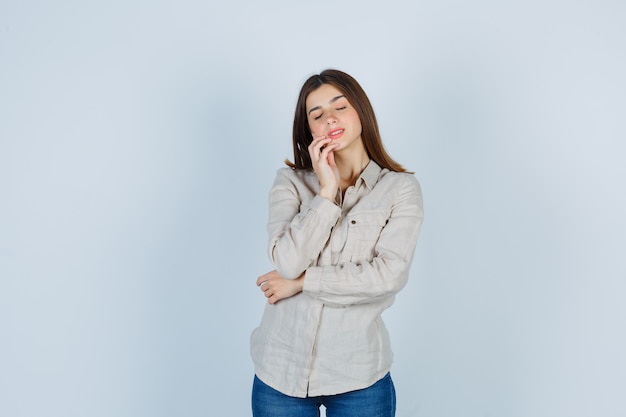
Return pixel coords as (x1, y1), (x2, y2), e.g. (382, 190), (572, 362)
(310, 134), (327, 144)
(312, 143), (335, 167)
(307, 135), (324, 150)
(320, 142), (340, 161)
(327, 148), (336, 166)
(309, 136), (332, 156)
(256, 275), (266, 286)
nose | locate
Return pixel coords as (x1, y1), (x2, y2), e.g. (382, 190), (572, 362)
(326, 113), (338, 125)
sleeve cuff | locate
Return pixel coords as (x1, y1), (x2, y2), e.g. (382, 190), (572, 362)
(302, 266), (322, 298)
(308, 194), (340, 216)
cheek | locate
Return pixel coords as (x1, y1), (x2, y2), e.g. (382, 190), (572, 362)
(349, 113), (363, 132)
(308, 121), (320, 135)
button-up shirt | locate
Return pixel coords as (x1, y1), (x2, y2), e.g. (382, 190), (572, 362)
(250, 160), (424, 397)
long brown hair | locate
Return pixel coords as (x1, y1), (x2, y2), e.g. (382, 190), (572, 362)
(286, 69), (409, 172)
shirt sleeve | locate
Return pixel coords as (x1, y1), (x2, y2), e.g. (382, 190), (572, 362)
(302, 175), (424, 306)
(267, 169), (342, 279)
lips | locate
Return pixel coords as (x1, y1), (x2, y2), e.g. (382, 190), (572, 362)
(328, 128), (344, 140)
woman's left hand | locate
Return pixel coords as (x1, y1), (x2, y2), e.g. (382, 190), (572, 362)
(256, 270), (304, 304)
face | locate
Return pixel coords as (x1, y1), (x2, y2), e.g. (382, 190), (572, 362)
(305, 84), (363, 152)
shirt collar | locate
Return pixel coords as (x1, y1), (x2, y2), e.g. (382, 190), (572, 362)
(358, 159), (382, 190)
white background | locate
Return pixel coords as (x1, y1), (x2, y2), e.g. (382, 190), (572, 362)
(1, 1), (625, 416)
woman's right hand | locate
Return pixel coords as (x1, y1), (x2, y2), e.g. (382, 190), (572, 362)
(308, 134), (340, 201)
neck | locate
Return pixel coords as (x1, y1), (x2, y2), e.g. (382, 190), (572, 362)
(334, 147), (371, 190)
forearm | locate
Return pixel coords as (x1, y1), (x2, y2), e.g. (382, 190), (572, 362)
(302, 252), (415, 307)
(269, 194), (340, 278)
(303, 176), (423, 306)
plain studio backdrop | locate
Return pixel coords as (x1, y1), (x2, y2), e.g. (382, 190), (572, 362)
(1, 1), (624, 416)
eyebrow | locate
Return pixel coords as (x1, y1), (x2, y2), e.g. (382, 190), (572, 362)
(308, 95), (345, 115)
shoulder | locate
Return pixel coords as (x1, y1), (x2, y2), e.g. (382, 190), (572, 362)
(377, 170), (422, 194)
(271, 168), (320, 197)
(373, 172), (423, 218)
(274, 167), (316, 185)
(275, 167), (315, 179)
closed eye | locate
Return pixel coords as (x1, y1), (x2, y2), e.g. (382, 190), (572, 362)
(314, 113), (323, 120)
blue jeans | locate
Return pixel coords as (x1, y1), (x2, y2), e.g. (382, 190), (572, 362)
(251, 373), (396, 417)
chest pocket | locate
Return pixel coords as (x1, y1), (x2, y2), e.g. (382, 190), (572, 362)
(344, 210), (389, 263)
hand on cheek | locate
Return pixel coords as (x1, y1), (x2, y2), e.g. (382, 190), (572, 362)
(308, 134), (340, 200)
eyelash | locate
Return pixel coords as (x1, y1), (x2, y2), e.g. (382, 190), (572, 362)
(313, 106), (347, 120)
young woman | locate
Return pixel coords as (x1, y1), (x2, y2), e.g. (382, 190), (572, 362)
(250, 69), (424, 417)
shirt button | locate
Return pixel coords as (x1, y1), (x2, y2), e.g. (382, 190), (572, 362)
(351, 220), (356, 225)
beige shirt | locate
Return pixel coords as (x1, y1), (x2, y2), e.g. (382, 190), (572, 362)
(250, 161), (424, 398)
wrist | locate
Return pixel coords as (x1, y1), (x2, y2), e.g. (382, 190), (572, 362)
(319, 187), (337, 202)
